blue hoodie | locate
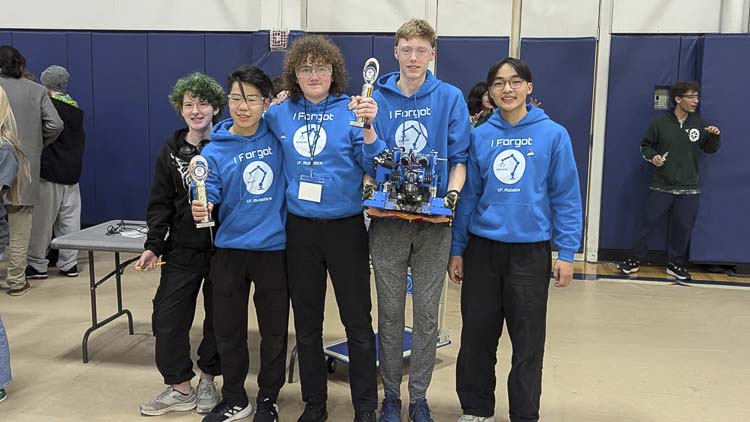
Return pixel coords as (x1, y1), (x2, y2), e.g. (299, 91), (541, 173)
(450, 105), (582, 262)
(202, 118), (286, 251)
(364, 70), (470, 197)
(264, 93), (370, 219)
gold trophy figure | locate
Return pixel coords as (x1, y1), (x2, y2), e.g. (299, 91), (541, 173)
(350, 57), (380, 129)
(189, 155), (215, 228)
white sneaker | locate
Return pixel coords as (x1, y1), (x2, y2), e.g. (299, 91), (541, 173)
(140, 386), (197, 416)
(458, 415), (496, 422)
(196, 378), (219, 414)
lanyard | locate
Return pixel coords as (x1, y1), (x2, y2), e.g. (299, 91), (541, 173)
(303, 98), (329, 177)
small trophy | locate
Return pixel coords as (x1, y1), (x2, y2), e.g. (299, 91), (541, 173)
(350, 57), (380, 129)
(189, 155), (215, 229)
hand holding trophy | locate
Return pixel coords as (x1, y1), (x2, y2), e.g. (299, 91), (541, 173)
(189, 155), (215, 229)
(349, 58), (380, 129)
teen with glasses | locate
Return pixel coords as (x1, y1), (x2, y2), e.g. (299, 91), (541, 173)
(263, 35), (380, 422)
(449, 57), (582, 422)
(191, 66), (289, 422)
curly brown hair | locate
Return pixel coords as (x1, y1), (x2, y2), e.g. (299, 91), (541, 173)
(282, 35), (348, 101)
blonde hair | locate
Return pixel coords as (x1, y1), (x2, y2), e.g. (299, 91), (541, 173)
(0, 85), (29, 203)
(395, 19), (437, 47)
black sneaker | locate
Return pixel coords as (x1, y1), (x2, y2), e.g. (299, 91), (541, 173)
(60, 264), (79, 277)
(202, 401), (253, 422)
(353, 410), (376, 422)
(667, 262), (692, 282)
(297, 401), (327, 422)
(616, 258), (640, 274)
(25, 266), (48, 279)
(253, 398), (279, 422)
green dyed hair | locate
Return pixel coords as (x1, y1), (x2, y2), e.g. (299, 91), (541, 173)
(168, 72), (227, 123)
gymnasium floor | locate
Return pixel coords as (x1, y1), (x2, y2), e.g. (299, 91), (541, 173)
(1, 254), (749, 421)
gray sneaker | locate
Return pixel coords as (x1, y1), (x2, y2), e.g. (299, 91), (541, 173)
(140, 386), (197, 416)
(458, 416), (495, 422)
(196, 379), (219, 414)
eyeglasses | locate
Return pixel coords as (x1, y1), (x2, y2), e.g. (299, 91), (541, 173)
(681, 94), (700, 100)
(296, 65), (333, 79)
(490, 78), (526, 92)
(182, 101), (212, 111)
(228, 94), (264, 106)
(396, 46), (432, 58)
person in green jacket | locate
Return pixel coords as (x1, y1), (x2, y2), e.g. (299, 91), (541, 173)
(617, 80), (720, 281)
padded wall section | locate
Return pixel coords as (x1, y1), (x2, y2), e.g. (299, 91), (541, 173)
(599, 35), (699, 252)
(326, 34), (374, 96)
(204, 33), (255, 93)
(10, 31), (68, 78)
(91, 33), (150, 222)
(147, 33), (205, 165)
(435, 37), (509, 98)
(66, 32), (96, 225)
(689, 35), (750, 264)
(0, 32), (10, 45)
(521, 38), (596, 251)
(373, 35), (399, 77)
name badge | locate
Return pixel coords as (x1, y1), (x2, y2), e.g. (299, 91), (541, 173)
(298, 174), (324, 203)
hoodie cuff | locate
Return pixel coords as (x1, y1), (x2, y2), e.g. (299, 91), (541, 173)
(558, 249), (575, 263)
(363, 139), (386, 156)
(449, 244), (465, 257)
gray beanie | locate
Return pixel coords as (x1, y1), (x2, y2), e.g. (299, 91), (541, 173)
(40, 65), (70, 92)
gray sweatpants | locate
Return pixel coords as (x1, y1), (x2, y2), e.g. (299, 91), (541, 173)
(28, 180), (81, 272)
(369, 218), (451, 402)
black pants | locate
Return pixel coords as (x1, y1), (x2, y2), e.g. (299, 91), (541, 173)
(286, 213), (377, 412)
(456, 235), (552, 422)
(209, 248), (290, 408)
(152, 258), (220, 385)
(632, 190), (701, 264)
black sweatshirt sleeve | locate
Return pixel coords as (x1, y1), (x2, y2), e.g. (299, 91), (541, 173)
(143, 144), (176, 256)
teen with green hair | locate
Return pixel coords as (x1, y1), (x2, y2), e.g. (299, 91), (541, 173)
(137, 72), (227, 417)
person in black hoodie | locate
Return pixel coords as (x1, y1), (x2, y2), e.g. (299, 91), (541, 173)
(137, 72), (227, 417)
(617, 81), (721, 281)
(26, 65), (85, 279)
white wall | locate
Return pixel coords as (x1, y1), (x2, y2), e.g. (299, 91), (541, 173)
(0, 0), (736, 36)
(612, 0), (722, 33)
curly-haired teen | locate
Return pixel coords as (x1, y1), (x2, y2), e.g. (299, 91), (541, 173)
(265, 34), (380, 422)
(137, 72), (226, 417)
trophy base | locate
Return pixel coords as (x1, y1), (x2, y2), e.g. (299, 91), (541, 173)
(349, 120), (371, 130)
(196, 220), (215, 229)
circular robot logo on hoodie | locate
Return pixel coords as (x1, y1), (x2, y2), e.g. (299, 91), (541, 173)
(243, 161), (274, 195)
(293, 124), (328, 157)
(395, 120), (428, 153)
(493, 150), (526, 185)
(688, 128), (700, 142)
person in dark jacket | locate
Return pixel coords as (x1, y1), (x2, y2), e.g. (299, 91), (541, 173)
(26, 66), (86, 279)
(617, 80), (721, 281)
(137, 72), (227, 417)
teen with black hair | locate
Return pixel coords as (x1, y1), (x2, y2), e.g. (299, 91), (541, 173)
(192, 65), (289, 422)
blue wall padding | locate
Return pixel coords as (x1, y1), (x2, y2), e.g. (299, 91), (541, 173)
(372, 35), (399, 77)
(9, 31), (68, 78)
(678, 36), (701, 81)
(66, 32), (96, 223)
(204, 33), (255, 92)
(0, 31), (11, 46)
(521, 38), (596, 251)
(147, 33), (206, 164)
(435, 36), (509, 98)
(689, 35), (750, 263)
(326, 34), (375, 96)
(600, 35), (687, 251)
(90, 33), (151, 222)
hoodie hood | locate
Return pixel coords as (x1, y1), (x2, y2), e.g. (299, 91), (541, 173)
(485, 104), (550, 130)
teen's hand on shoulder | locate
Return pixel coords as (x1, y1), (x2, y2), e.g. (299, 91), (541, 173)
(135, 250), (158, 272)
(447, 256), (463, 284)
(705, 125), (720, 135)
(191, 200), (213, 222)
(553, 259), (574, 288)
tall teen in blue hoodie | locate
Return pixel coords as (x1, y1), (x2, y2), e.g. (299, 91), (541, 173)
(263, 35), (378, 422)
(191, 66), (288, 422)
(449, 58), (582, 422)
(359, 19), (470, 422)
